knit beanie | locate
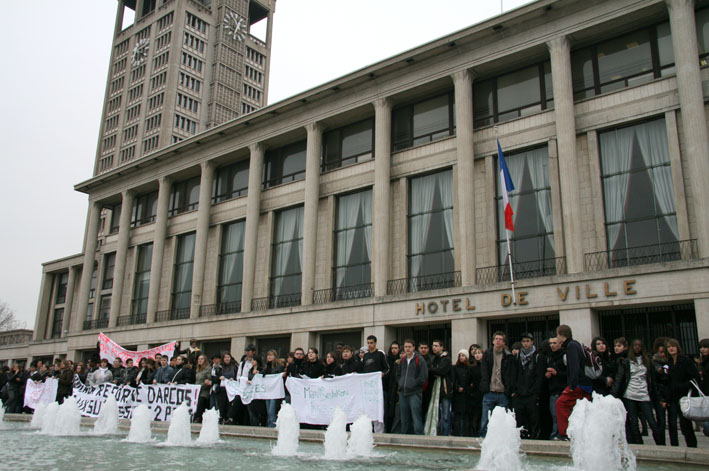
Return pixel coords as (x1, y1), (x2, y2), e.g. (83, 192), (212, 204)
(458, 349), (469, 360)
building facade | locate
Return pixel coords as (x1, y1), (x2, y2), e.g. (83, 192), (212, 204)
(12, 0), (709, 366)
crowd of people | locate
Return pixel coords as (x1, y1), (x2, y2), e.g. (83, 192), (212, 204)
(2, 331), (708, 447)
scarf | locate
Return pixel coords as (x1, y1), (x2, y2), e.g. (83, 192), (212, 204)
(520, 345), (536, 368)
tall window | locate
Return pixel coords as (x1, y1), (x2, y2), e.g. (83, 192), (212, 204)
(392, 93), (455, 151)
(333, 190), (372, 296)
(474, 62), (553, 128)
(495, 147), (555, 274)
(51, 309), (64, 339)
(322, 119), (374, 171)
(172, 233), (196, 315)
(55, 272), (68, 304)
(98, 296), (111, 327)
(214, 160), (249, 203)
(132, 191), (158, 227)
(110, 204), (121, 234)
(270, 206), (304, 306)
(599, 118), (677, 267)
(102, 253), (116, 290)
(169, 176), (200, 215)
(131, 243), (153, 322)
(408, 170), (454, 281)
(88, 264), (98, 299)
(218, 221), (245, 312)
(263, 141), (307, 189)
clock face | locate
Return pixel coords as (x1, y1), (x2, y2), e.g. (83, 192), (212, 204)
(132, 38), (150, 66)
(223, 11), (247, 42)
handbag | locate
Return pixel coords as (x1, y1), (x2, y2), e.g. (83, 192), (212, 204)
(679, 379), (709, 422)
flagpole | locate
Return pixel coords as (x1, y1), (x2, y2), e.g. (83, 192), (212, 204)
(495, 127), (516, 305)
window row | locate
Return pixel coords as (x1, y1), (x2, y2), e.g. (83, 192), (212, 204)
(155, 31), (171, 51)
(128, 84), (143, 102)
(145, 113), (161, 132)
(153, 51), (169, 70)
(151, 71), (167, 91)
(174, 113), (197, 134)
(157, 12), (173, 31)
(184, 32), (206, 53)
(181, 52), (203, 73)
(177, 93), (199, 113)
(186, 12), (208, 34)
(131, 64), (146, 83)
(126, 104), (141, 122)
(178, 72), (201, 92)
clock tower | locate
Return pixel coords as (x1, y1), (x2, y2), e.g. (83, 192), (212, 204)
(94, 0), (275, 176)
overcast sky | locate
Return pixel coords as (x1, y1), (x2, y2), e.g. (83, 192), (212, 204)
(0, 0), (532, 330)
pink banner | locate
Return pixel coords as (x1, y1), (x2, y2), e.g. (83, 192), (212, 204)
(98, 332), (176, 363)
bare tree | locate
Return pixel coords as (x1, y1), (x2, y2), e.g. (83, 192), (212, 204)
(0, 301), (24, 331)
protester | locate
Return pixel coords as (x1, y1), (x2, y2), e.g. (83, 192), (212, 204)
(56, 360), (74, 404)
(208, 354), (223, 413)
(193, 354), (211, 423)
(554, 324), (592, 440)
(545, 336), (567, 440)
(418, 342), (433, 420)
(261, 350), (284, 428)
(591, 336), (615, 396)
(428, 339), (452, 436)
(651, 337), (671, 440)
(153, 355), (174, 384)
(452, 349), (472, 436)
(302, 347), (325, 379)
(5, 363), (24, 413)
(246, 356), (267, 426)
(699, 338), (709, 436)
(170, 356), (195, 384)
(612, 339), (664, 445)
(75, 362), (88, 384)
(479, 331), (514, 437)
(385, 342), (401, 432)
(663, 338), (698, 447)
(324, 352), (338, 377)
(135, 358), (156, 386)
(121, 358), (139, 386)
(338, 345), (362, 375)
(111, 358), (124, 385)
(234, 345), (257, 425)
(469, 347), (484, 437)
(177, 338), (201, 365)
(89, 358), (113, 386)
(397, 339), (428, 435)
(362, 335), (389, 434)
(286, 348), (305, 378)
(511, 333), (544, 439)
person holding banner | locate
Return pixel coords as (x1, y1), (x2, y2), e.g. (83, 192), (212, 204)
(338, 346), (362, 375)
(303, 347), (325, 379)
(260, 350), (283, 428)
(154, 355), (174, 384)
(194, 354), (212, 423)
(170, 356), (196, 385)
(220, 353), (237, 424)
(363, 335), (389, 434)
(56, 360), (74, 404)
(89, 358), (112, 386)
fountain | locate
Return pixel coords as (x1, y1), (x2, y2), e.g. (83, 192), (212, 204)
(125, 404), (153, 443)
(165, 402), (192, 446)
(30, 402), (47, 428)
(0, 399), (4, 425)
(323, 407), (348, 460)
(39, 397), (82, 436)
(196, 408), (220, 445)
(271, 403), (300, 456)
(39, 402), (59, 435)
(568, 392), (636, 471)
(477, 406), (523, 471)
(347, 414), (374, 457)
(93, 395), (119, 435)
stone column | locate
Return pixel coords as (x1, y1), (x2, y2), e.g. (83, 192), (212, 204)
(61, 266), (78, 337)
(694, 298), (709, 341)
(548, 36), (584, 273)
(559, 308), (598, 345)
(33, 272), (53, 341)
(452, 317), (485, 351)
(190, 161), (215, 318)
(109, 190), (135, 327)
(147, 176), (172, 323)
(301, 123), (323, 305)
(667, 0), (709, 257)
(452, 70), (476, 286)
(290, 331), (316, 352)
(373, 98), (392, 297)
(230, 337), (248, 358)
(75, 201), (102, 331)
(242, 143), (265, 312)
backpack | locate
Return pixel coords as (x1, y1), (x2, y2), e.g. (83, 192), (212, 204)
(582, 343), (603, 380)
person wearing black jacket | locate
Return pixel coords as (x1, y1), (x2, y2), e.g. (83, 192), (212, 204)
(363, 335), (389, 434)
(121, 359), (139, 386)
(469, 347), (484, 437)
(338, 346), (362, 375)
(663, 338), (698, 447)
(511, 333), (544, 439)
(651, 338), (671, 440)
(452, 350), (472, 436)
(286, 348), (306, 378)
(612, 339), (664, 445)
(56, 360), (74, 404)
(555, 325), (593, 440)
(430, 339), (453, 436)
(324, 352), (338, 378)
(545, 336), (567, 440)
(479, 332), (515, 437)
(591, 336), (616, 396)
(302, 347), (325, 378)
(170, 356), (196, 384)
(5, 363), (24, 413)
(699, 338), (709, 437)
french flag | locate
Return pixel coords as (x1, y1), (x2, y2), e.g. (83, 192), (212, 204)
(497, 139), (515, 232)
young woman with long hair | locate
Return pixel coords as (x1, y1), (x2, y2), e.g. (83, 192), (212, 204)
(663, 338), (699, 447)
(193, 353), (211, 423)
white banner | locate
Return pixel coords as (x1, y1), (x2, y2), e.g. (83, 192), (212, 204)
(222, 374), (285, 404)
(23, 378), (58, 409)
(98, 332), (176, 364)
(71, 375), (200, 421)
(285, 372), (383, 425)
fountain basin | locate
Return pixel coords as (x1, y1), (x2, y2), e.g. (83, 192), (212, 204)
(3, 413), (707, 469)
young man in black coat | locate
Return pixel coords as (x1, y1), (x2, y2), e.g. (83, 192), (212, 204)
(545, 336), (567, 440)
(555, 324), (593, 440)
(362, 335), (389, 433)
(479, 331), (515, 436)
(511, 332), (545, 439)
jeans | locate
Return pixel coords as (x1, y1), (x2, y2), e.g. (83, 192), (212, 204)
(480, 392), (509, 437)
(549, 394), (560, 439)
(438, 397), (452, 436)
(266, 399), (279, 428)
(400, 392), (424, 435)
(622, 398), (664, 445)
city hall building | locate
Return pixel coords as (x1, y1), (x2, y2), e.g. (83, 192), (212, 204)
(8, 0), (709, 366)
